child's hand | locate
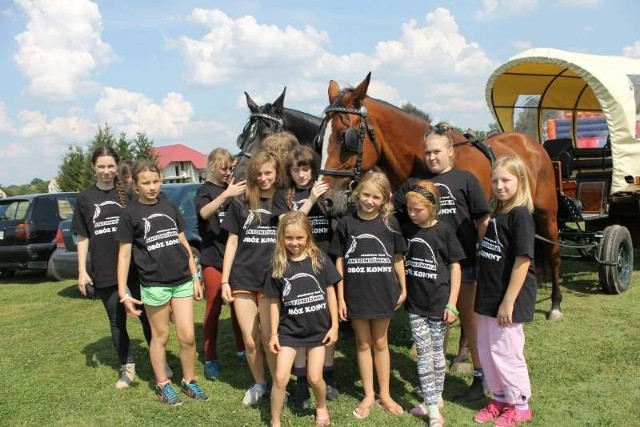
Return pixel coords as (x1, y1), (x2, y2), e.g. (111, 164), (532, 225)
(224, 178), (247, 198)
(310, 180), (330, 202)
(394, 291), (406, 311)
(269, 335), (281, 354)
(193, 278), (203, 301)
(338, 300), (348, 321)
(443, 305), (458, 325)
(123, 298), (143, 317)
(221, 283), (234, 304)
(322, 327), (339, 347)
(497, 301), (514, 326)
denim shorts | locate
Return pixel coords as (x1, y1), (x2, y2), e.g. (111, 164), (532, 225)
(141, 280), (194, 306)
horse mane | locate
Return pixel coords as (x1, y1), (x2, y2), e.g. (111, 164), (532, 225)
(337, 88), (431, 128)
(282, 107), (322, 127)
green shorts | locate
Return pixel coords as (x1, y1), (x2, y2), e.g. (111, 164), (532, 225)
(141, 280), (194, 306)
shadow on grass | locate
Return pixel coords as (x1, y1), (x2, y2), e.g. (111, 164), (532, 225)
(0, 270), (50, 285)
(58, 283), (86, 299)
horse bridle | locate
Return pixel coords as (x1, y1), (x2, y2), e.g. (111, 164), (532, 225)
(236, 112), (285, 162)
(317, 102), (382, 192)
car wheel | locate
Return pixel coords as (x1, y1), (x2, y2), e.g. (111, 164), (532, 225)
(46, 258), (60, 281)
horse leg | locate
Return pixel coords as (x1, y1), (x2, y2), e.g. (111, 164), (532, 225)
(537, 211), (564, 321)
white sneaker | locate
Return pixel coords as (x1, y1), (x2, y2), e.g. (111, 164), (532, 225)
(242, 383), (268, 405)
(116, 363), (136, 389)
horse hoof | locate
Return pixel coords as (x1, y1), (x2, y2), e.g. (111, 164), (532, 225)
(547, 309), (564, 321)
(449, 361), (473, 374)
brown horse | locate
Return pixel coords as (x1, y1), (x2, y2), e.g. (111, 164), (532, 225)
(317, 73), (563, 320)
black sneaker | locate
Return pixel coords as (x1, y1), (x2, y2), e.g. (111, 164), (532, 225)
(454, 375), (486, 402)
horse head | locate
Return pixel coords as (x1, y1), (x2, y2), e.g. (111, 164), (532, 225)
(317, 72), (429, 217)
(234, 88), (287, 180)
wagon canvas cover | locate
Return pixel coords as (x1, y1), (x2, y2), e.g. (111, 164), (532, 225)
(485, 47), (640, 194)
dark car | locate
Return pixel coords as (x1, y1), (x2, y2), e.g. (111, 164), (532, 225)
(0, 192), (77, 279)
(48, 183), (201, 281)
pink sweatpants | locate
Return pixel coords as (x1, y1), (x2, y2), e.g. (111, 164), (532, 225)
(476, 314), (531, 404)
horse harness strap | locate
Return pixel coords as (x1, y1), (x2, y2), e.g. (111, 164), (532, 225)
(249, 112), (284, 130)
(454, 136), (497, 164)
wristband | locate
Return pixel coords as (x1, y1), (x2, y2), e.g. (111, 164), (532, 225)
(192, 273), (202, 280)
(445, 304), (459, 316)
(119, 294), (132, 303)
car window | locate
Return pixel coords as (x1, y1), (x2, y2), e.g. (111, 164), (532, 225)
(0, 200), (30, 220)
(57, 198), (74, 220)
(179, 188), (197, 220)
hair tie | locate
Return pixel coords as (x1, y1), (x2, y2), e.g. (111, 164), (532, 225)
(408, 185), (436, 205)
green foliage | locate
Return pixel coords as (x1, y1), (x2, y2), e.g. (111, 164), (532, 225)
(56, 124), (157, 192)
(2, 254), (640, 426)
(1, 180), (49, 196)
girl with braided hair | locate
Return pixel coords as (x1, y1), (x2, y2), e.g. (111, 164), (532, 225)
(72, 146), (152, 389)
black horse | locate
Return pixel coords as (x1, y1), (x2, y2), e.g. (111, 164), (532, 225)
(234, 87), (322, 180)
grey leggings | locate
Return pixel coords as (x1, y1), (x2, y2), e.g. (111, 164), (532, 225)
(409, 313), (447, 406)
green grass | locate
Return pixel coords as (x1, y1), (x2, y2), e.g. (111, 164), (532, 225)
(1, 253), (640, 427)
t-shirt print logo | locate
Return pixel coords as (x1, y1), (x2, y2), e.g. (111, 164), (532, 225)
(478, 218), (504, 262)
(143, 213), (181, 252)
(282, 272), (327, 316)
(243, 209), (272, 230)
(344, 233), (393, 274)
(406, 237), (439, 281)
(92, 201), (123, 235)
(434, 183), (458, 215)
(290, 199), (307, 212)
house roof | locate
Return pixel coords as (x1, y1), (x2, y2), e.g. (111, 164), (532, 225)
(154, 144), (207, 169)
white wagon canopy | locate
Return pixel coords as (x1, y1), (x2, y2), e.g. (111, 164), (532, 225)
(485, 47), (640, 194)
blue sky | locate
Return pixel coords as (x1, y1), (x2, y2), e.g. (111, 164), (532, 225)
(1, 0), (638, 185)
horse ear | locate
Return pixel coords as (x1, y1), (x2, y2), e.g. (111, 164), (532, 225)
(328, 80), (340, 103)
(245, 91), (259, 113)
(273, 87), (286, 114)
(351, 72), (371, 103)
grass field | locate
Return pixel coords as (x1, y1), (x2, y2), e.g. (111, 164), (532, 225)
(1, 252), (640, 427)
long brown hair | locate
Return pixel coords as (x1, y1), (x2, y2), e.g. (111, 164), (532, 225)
(271, 211), (325, 279)
(91, 146), (128, 207)
(244, 150), (279, 212)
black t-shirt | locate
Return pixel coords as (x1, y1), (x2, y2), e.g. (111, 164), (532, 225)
(194, 181), (231, 268)
(393, 169), (490, 267)
(71, 186), (126, 288)
(328, 212), (407, 319)
(272, 187), (332, 253)
(403, 221), (465, 318)
(221, 197), (278, 292)
(475, 206), (537, 323)
(115, 198), (190, 286)
(265, 257), (341, 347)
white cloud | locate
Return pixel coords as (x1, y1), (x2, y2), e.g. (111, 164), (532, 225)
(13, 0), (117, 101)
(559, 0), (599, 6)
(511, 40), (533, 52)
(622, 41), (640, 58)
(95, 87), (194, 138)
(475, 0), (538, 21)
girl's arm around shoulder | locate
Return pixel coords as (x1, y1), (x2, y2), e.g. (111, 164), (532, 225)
(268, 298), (281, 354)
(323, 284), (339, 346)
(393, 253), (407, 310)
(198, 179), (246, 220)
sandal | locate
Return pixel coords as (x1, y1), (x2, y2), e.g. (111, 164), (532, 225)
(375, 399), (404, 415)
(352, 401), (375, 420)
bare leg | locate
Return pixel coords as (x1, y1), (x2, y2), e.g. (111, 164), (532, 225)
(270, 347), (296, 427)
(145, 302), (172, 383)
(351, 319), (376, 417)
(171, 296), (196, 381)
(234, 295), (265, 384)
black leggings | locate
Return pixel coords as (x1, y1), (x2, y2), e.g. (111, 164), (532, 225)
(96, 283), (152, 365)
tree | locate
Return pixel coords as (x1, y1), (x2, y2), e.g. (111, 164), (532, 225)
(56, 124), (158, 192)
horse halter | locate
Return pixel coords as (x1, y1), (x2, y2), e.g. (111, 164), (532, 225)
(318, 103), (381, 189)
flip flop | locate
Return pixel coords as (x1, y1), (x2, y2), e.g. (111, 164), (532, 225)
(352, 402), (375, 420)
(375, 399), (404, 415)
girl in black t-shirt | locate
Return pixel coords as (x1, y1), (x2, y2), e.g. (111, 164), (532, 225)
(473, 156), (536, 426)
(195, 148), (247, 380)
(272, 145), (337, 408)
(266, 212), (340, 427)
(328, 171), (407, 420)
(402, 181), (464, 426)
(117, 161), (207, 406)
(220, 151), (280, 406)
(72, 146), (152, 389)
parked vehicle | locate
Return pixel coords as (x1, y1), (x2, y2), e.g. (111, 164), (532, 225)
(0, 192), (77, 279)
(48, 183), (201, 281)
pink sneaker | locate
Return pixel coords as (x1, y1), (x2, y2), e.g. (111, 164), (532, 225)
(493, 406), (532, 426)
(474, 400), (508, 423)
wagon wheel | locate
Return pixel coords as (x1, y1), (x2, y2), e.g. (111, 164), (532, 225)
(597, 225), (633, 294)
